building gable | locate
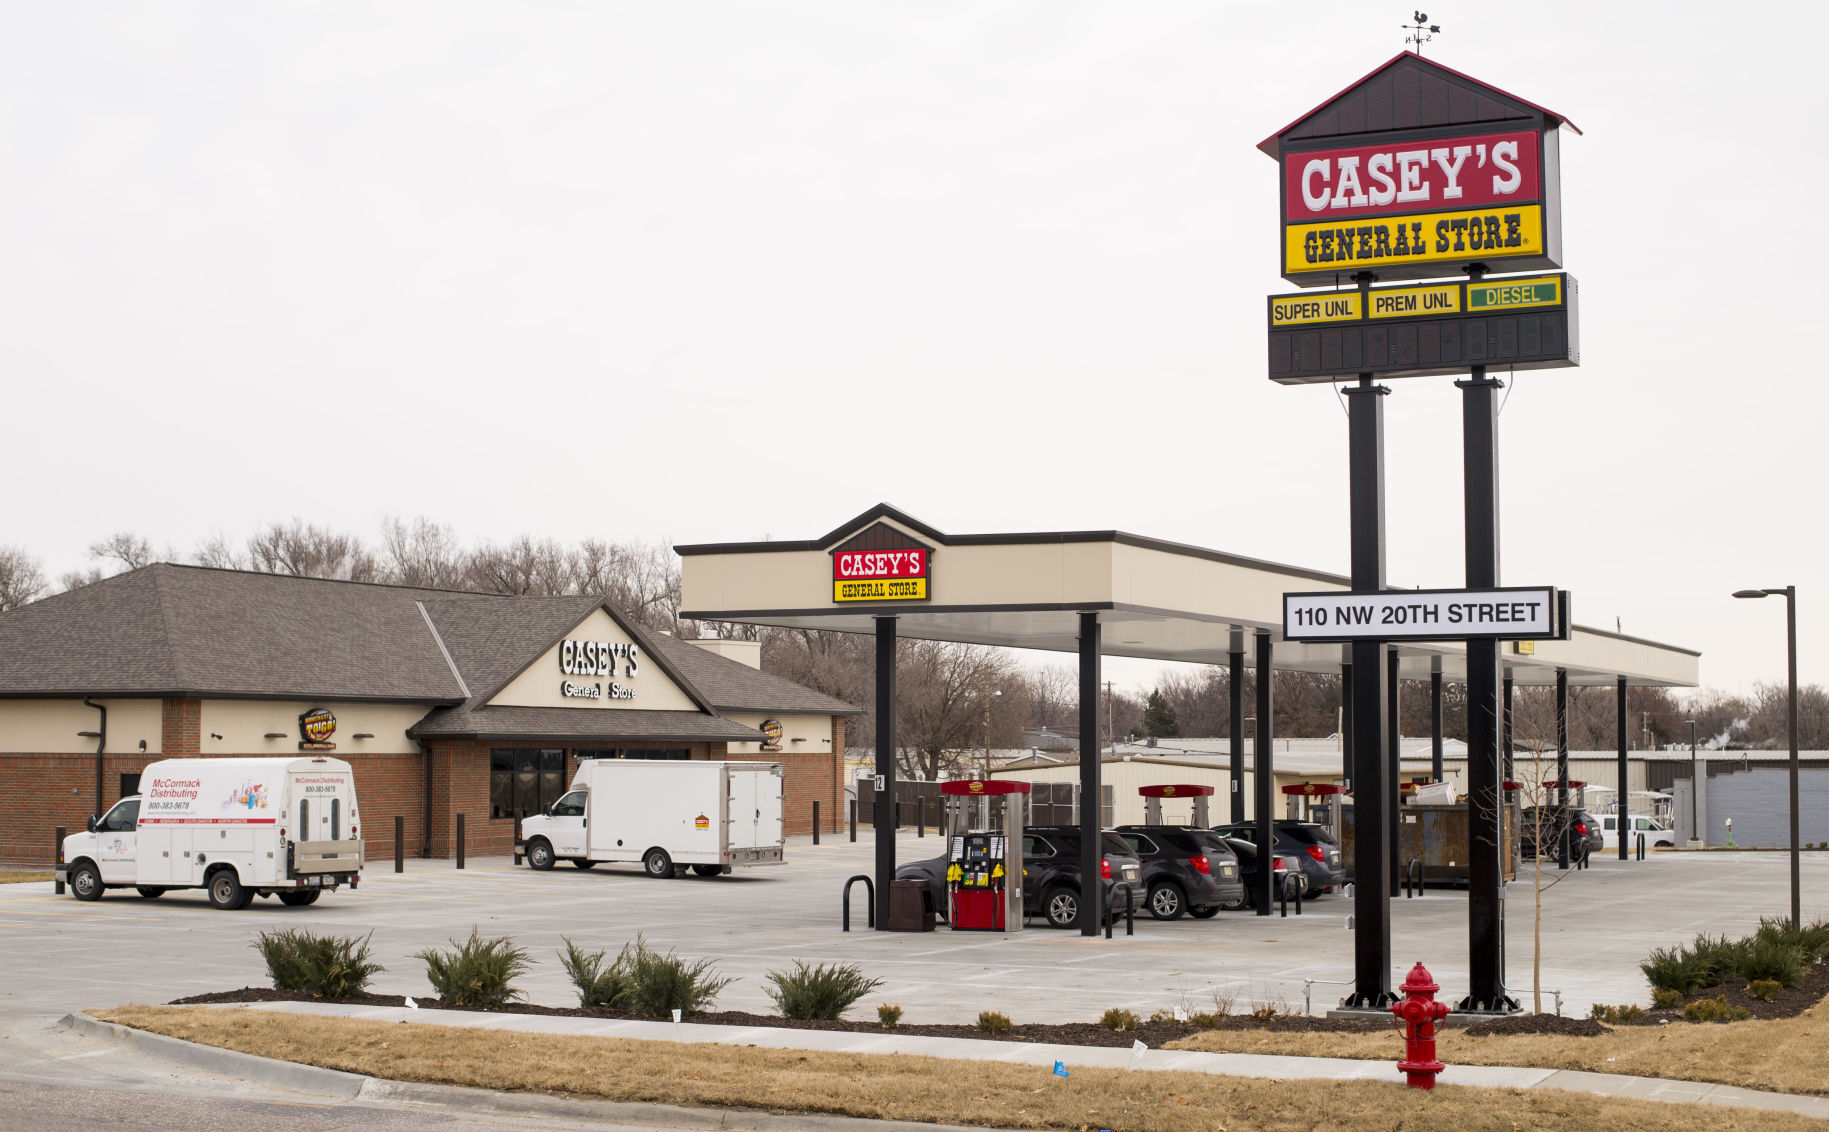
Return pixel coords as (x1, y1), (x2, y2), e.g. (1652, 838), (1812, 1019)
(486, 608), (700, 713)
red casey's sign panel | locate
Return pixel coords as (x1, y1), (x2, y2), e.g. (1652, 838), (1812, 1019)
(1284, 130), (1540, 220)
(832, 548), (929, 603)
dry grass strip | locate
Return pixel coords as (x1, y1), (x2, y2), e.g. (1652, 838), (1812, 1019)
(97, 1006), (1825, 1132)
(1171, 1000), (1829, 1099)
(0, 870), (52, 883)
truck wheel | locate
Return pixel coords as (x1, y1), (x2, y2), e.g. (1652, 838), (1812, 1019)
(70, 862), (103, 902)
(278, 890), (321, 906)
(135, 886), (167, 899)
(643, 848), (675, 879)
(691, 864), (722, 877)
(571, 859), (597, 870)
(526, 838), (555, 871)
(207, 869), (250, 910)
(1189, 905), (1222, 919)
(1043, 886), (1080, 929)
(1147, 881), (1187, 920)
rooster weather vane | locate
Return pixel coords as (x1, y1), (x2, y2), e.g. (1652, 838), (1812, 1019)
(1403, 11), (1441, 55)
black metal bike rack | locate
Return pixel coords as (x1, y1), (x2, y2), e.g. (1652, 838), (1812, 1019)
(842, 874), (875, 931)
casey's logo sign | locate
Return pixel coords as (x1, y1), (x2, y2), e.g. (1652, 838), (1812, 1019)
(832, 548), (930, 603)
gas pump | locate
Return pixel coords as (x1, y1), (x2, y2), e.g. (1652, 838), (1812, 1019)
(1138, 784), (1214, 826)
(939, 779), (1030, 933)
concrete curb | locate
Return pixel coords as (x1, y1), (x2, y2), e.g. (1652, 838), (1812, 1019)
(57, 1012), (367, 1099)
(61, 1012), (983, 1132)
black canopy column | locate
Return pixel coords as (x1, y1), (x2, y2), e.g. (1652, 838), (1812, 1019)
(1557, 667), (1571, 870)
(1617, 677), (1630, 861)
(874, 615), (897, 930)
(1078, 612), (1102, 936)
(1387, 648), (1401, 888)
(1430, 670), (1445, 783)
(1254, 630), (1275, 915)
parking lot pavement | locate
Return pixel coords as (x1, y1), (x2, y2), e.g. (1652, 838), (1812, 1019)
(3, 834), (1824, 1025)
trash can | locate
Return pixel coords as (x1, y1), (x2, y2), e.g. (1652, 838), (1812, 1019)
(887, 878), (935, 932)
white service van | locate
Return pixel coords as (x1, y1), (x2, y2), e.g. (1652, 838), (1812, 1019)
(56, 756), (365, 909)
(517, 759), (785, 878)
(1598, 813), (1676, 850)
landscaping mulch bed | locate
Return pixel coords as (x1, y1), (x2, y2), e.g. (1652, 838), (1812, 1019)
(1624, 959), (1829, 1025)
(1464, 1013), (1607, 1037)
(171, 987), (1389, 1046)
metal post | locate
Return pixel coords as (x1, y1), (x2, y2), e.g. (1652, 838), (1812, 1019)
(54, 825), (66, 894)
(456, 812), (466, 870)
(1556, 669), (1570, 870)
(813, 801), (820, 846)
(1687, 717), (1700, 847)
(1341, 663), (1355, 795)
(1229, 639), (1246, 824)
(875, 616), (898, 931)
(1458, 307), (1513, 1012)
(1503, 672), (1515, 785)
(513, 809), (523, 865)
(850, 799), (857, 843)
(1078, 611), (1102, 937)
(1617, 678), (1630, 861)
(1787, 586), (1800, 928)
(1430, 670), (1444, 783)
(1343, 365), (1393, 1009)
(1387, 648), (1401, 889)
(1254, 630), (1275, 916)
(395, 815), (405, 873)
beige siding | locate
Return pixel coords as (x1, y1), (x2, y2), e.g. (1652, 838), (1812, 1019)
(490, 609), (698, 712)
(198, 701), (427, 755)
(722, 712), (833, 757)
(0, 698), (163, 755)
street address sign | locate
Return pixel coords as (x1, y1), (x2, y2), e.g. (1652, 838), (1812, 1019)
(1283, 586), (1567, 643)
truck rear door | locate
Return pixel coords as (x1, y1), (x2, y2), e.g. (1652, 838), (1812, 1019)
(288, 768), (362, 875)
(727, 767), (784, 850)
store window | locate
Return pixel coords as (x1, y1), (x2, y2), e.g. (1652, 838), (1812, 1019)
(616, 748), (692, 761)
(490, 749), (566, 819)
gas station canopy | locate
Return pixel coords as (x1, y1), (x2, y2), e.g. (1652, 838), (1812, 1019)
(677, 505), (1698, 689)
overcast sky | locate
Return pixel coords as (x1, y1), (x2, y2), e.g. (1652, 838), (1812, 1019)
(3, 2), (1820, 699)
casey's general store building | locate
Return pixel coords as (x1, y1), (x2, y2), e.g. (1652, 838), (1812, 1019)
(0, 565), (858, 867)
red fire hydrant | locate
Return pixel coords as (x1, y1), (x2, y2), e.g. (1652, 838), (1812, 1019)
(1391, 961), (1451, 1089)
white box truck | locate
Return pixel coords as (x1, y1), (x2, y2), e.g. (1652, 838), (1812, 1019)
(56, 756), (365, 909)
(517, 760), (785, 878)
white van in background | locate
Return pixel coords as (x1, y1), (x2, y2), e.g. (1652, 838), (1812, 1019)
(56, 756), (365, 909)
(518, 760), (785, 878)
(1598, 813), (1676, 850)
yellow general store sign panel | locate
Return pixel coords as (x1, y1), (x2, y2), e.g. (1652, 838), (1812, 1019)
(1283, 205), (1545, 280)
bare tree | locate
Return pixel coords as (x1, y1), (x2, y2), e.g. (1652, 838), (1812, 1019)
(246, 520), (379, 581)
(87, 532), (156, 572)
(193, 532), (248, 570)
(0, 546), (47, 611)
(57, 566), (107, 592)
(379, 516), (466, 589)
(463, 534), (573, 596)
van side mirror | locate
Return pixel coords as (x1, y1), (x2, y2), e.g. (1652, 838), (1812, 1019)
(86, 815), (96, 832)
(544, 803), (555, 817)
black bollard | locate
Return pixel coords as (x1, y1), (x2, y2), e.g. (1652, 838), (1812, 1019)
(456, 813), (466, 869)
(813, 801), (821, 846)
(850, 799), (857, 843)
(54, 825), (66, 895)
(513, 809), (523, 865)
(394, 815), (405, 873)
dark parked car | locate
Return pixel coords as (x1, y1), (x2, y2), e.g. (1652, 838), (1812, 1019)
(1519, 806), (1604, 861)
(1210, 820), (1345, 895)
(895, 826), (1143, 929)
(1216, 836), (1308, 909)
(1112, 825), (1246, 920)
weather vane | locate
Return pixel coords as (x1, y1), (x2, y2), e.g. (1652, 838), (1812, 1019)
(1402, 11), (1441, 54)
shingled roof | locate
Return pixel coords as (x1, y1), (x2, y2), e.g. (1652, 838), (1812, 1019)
(0, 567), (858, 742)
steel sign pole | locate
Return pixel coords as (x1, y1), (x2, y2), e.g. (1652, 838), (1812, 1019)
(1078, 611), (1102, 937)
(1458, 300), (1515, 1011)
(1787, 587), (1800, 927)
(1254, 630), (1275, 916)
(874, 615), (897, 931)
(1387, 648), (1401, 889)
(1430, 670), (1445, 783)
(1557, 668), (1571, 870)
(1344, 360), (1394, 1008)
(1230, 637), (1246, 823)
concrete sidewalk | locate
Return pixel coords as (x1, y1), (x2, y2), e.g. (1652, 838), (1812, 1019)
(187, 1000), (1829, 1120)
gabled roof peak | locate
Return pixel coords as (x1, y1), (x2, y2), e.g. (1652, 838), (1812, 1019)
(1259, 51), (1580, 159)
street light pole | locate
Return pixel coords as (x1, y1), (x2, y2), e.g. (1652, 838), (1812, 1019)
(981, 682), (1001, 779)
(1733, 586), (1801, 927)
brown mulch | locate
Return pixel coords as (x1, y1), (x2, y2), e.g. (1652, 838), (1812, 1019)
(1621, 959), (1829, 1025)
(169, 987), (1388, 1046)
(1464, 1013), (1608, 1037)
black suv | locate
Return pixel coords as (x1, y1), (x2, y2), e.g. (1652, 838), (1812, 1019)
(1519, 806), (1604, 861)
(1217, 835), (1308, 908)
(1210, 820), (1345, 895)
(1112, 825), (1246, 920)
(895, 826), (1143, 929)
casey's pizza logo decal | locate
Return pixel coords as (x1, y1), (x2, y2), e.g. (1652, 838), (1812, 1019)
(299, 708), (337, 750)
(759, 719), (784, 753)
